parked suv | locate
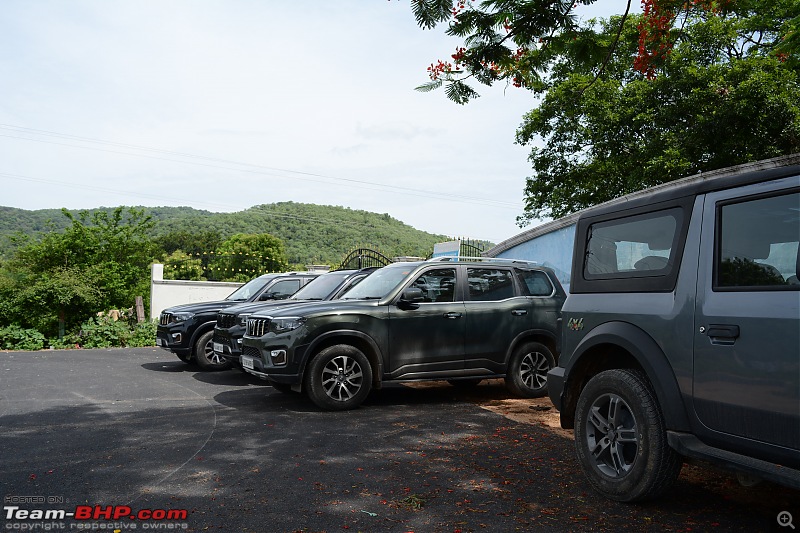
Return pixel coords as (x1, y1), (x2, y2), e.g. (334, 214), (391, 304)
(213, 268), (376, 368)
(241, 258), (566, 410)
(156, 272), (318, 369)
(548, 161), (800, 502)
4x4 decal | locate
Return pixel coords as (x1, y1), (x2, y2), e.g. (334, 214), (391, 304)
(567, 317), (584, 331)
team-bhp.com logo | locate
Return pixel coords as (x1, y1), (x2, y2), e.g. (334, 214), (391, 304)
(4, 504), (189, 529)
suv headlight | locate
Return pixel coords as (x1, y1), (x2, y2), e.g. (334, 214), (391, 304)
(170, 312), (194, 323)
(269, 317), (306, 334)
(237, 313), (252, 326)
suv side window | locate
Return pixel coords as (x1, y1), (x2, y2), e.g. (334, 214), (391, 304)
(716, 190), (800, 290)
(263, 279), (301, 300)
(516, 269), (554, 296)
(409, 268), (456, 302)
(570, 203), (689, 294)
(466, 268), (515, 301)
(585, 208), (680, 277)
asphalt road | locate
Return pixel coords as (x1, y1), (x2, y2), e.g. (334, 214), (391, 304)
(1, 348), (796, 532)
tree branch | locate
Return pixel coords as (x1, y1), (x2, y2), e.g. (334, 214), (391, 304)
(578, 0), (632, 98)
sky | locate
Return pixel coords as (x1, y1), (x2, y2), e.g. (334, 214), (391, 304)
(0, 1), (621, 245)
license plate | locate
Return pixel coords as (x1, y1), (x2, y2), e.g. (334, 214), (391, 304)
(156, 338), (163, 347)
(213, 342), (224, 354)
(242, 356), (255, 370)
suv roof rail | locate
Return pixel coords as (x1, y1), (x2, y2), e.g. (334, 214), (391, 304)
(426, 256), (538, 266)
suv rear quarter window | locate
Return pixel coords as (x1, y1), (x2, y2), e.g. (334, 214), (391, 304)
(571, 200), (691, 293)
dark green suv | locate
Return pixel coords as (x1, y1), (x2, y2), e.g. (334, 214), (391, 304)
(240, 258), (566, 410)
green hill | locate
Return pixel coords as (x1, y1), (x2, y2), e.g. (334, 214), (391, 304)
(0, 202), (478, 266)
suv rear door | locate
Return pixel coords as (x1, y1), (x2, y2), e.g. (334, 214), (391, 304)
(693, 178), (800, 451)
(463, 265), (531, 373)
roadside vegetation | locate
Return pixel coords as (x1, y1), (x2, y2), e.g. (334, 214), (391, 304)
(0, 204), (454, 351)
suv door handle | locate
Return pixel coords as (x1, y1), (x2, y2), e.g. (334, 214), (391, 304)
(706, 324), (740, 339)
(443, 312), (463, 319)
(511, 309), (528, 316)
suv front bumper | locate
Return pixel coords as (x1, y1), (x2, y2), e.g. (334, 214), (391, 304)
(156, 324), (192, 356)
(546, 366), (566, 412)
(240, 342), (310, 384)
(213, 326), (244, 366)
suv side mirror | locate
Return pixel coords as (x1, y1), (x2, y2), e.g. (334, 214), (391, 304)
(397, 287), (425, 310)
(259, 292), (276, 301)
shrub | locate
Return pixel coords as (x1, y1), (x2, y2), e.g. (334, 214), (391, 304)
(0, 325), (46, 351)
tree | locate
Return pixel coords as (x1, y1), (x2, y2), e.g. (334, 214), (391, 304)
(0, 207), (160, 337)
(154, 229), (223, 256)
(516, 11), (800, 220)
(410, 0), (800, 221)
(210, 233), (289, 282)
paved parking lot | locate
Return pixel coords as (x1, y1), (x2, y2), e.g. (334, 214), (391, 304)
(1, 348), (796, 532)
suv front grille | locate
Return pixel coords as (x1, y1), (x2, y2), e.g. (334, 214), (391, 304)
(247, 318), (270, 337)
(159, 313), (173, 326)
(217, 313), (236, 329)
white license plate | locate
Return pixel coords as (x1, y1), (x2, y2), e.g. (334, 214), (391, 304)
(156, 338), (163, 347)
(213, 342), (224, 354)
(242, 356), (255, 370)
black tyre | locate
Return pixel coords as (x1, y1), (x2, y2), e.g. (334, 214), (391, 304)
(304, 344), (372, 411)
(447, 378), (483, 388)
(194, 331), (231, 371)
(176, 352), (192, 363)
(504, 341), (555, 398)
(574, 369), (682, 502)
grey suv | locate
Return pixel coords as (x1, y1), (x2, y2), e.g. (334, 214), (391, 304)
(548, 161), (800, 501)
(241, 258), (566, 410)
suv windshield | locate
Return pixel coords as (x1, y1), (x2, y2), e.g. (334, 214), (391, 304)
(290, 271), (353, 300)
(340, 264), (416, 300)
(226, 277), (271, 301)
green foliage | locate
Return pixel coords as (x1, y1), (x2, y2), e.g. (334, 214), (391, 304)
(0, 207), (159, 337)
(211, 233), (289, 282)
(515, 12), (800, 221)
(0, 325), (46, 351)
(72, 316), (157, 349)
(163, 250), (205, 281)
(155, 229), (223, 256)
(0, 203), (451, 268)
(409, 0), (800, 223)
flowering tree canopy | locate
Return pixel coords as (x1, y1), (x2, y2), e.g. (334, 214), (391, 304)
(409, 0), (800, 222)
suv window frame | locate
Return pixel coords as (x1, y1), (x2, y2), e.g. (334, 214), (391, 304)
(571, 197), (693, 294)
(713, 186), (800, 293)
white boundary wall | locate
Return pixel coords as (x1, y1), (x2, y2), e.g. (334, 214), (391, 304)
(150, 264), (242, 320)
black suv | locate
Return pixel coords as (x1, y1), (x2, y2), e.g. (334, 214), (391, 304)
(213, 268), (376, 368)
(548, 161), (800, 501)
(156, 272), (318, 369)
(240, 258), (566, 410)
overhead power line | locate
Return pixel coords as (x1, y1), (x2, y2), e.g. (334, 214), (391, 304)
(0, 123), (524, 210)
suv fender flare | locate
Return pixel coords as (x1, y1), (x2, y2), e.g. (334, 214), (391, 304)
(565, 321), (690, 432)
(505, 329), (559, 364)
(303, 330), (385, 382)
(190, 320), (217, 347)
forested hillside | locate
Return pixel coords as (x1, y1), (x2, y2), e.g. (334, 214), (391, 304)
(0, 202), (457, 266)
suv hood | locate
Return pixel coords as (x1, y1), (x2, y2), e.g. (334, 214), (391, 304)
(164, 300), (244, 314)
